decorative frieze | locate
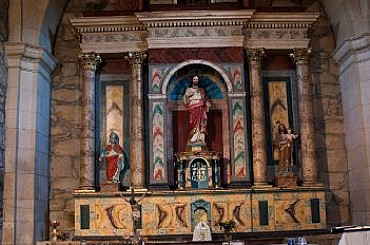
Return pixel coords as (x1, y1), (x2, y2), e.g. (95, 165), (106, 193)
(81, 33), (145, 44)
(70, 10), (320, 51)
(149, 26), (242, 39)
(245, 29), (306, 41)
(70, 16), (147, 53)
(245, 13), (320, 49)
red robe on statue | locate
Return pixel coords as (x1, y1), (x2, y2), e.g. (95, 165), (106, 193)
(102, 143), (125, 183)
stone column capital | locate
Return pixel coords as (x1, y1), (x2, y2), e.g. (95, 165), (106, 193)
(246, 48), (265, 61)
(125, 52), (147, 64)
(290, 48), (311, 64)
(78, 52), (102, 70)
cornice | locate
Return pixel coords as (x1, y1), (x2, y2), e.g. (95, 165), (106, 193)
(248, 12), (320, 28)
(245, 12), (320, 49)
(136, 10), (255, 28)
(69, 16), (147, 53)
(69, 16), (145, 34)
(69, 10), (321, 52)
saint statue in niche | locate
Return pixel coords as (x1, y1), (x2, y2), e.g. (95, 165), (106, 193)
(182, 76), (211, 151)
(100, 131), (125, 183)
(273, 121), (299, 174)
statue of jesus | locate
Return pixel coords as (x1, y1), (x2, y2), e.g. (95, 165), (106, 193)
(182, 76), (211, 150)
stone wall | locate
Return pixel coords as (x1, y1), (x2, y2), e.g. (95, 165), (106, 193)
(310, 3), (350, 226)
(50, 16), (82, 242)
(0, 0), (8, 240)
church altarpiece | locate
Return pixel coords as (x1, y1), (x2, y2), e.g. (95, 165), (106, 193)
(71, 10), (326, 240)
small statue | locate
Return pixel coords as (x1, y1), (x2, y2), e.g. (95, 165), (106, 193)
(100, 131), (125, 183)
(182, 76), (211, 149)
(120, 189), (147, 244)
(273, 122), (299, 173)
(192, 208), (212, 241)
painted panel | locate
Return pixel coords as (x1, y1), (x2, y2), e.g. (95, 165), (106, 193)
(251, 192), (275, 232)
(105, 85), (124, 146)
(268, 81), (290, 162)
(150, 67), (170, 93)
(74, 189), (326, 237)
(152, 102), (165, 182)
(223, 64), (244, 91)
(231, 99), (248, 179)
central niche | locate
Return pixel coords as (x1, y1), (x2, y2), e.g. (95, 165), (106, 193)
(168, 64), (226, 154)
(167, 64), (229, 189)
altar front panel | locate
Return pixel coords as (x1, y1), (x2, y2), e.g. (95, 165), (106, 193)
(74, 188), (326, 238)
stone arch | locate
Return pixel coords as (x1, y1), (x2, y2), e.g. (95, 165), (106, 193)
(161, 59), (234, 95)
(39, 0), (70, 52)
(8, 0), (69, 52)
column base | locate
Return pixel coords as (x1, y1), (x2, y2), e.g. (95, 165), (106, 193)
(229, 180), (252, 188)
(275, 176), (297, 188)
(253, 183), (273, 189)
(301, 182), (324, 188)
(149, 183), (171, 191)
(74, 186), (96, 193)
(128, 187), (148, 193)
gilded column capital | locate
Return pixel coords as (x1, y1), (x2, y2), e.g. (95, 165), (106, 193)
(290, 48), (311, 63)
(78, 52), (102, 70)
(246, 48), (265, 61)
(124, 52), (147, 64)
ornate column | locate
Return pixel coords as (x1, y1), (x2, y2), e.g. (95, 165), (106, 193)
(291, 48), (317, 184)
(78, 52), (102, 191)
(246, 48), (268, 186)
(125, 52), (147, 189)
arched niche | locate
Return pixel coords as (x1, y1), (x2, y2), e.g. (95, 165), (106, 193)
(166, 63), (229, 155)
(148, 59), (251, 189)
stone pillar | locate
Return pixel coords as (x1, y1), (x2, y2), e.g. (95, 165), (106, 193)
(291, 48), (317, 184)
(246, 48), (268, 186)
(77, 52), (101, 190)
(4, 42), (56, 244)
(125, 52), (146, 189)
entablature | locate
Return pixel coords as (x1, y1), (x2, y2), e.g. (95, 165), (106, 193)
(245, 12), (320, 50)
(69, 11), (320, 53)
(69, 16), (148, 53)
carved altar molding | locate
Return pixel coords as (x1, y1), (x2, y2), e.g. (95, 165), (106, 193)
(69, 16), (148, 53)
(245, 12), (320, 49)
(137, 10), (254, 49)
(69, 11), (320, 53)
(135, 10), (255, 28)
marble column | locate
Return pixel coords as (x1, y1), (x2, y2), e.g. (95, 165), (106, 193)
(78, 52), (102, 190)
(125, 52), (147, 189)
(246, 49), (268, 186)
(291, 48), (317, 184)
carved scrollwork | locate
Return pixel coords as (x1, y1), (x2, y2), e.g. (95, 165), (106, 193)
(124, 52), (147, 64)
(246, 48), (265, 62)
(290, 48), (311, 63)
(78, 52), (102, 70)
